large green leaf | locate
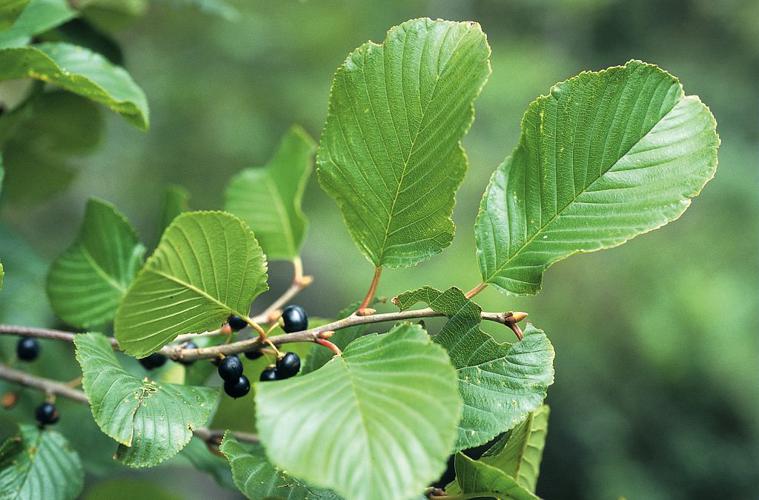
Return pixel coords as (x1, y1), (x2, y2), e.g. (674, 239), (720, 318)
(0, 424), (84, 500)
(220, 433), (340, 499)
(0, 0), (76, 48)
(479, 405), (550, 493)
(0, 42), (149, 129)
(475, 60), (719, 295)
(317, 18), (490, 268)
(225, 126), (315, 260)
(74, 332), (219, 468)
(452, 454), (537, 500)
(47, 198), (145, 328)
(394, 287), (554, 450)
(115, 211), (268, 357)
(256, 323), (462, 500)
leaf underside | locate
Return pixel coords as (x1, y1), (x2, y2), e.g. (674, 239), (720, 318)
(453, 453), (537, 500)
(476, 60), (719, 295)
(480, 405), (550, 493)
(394, 286), (554, 450)
(225, 125), (316, 260)
(317, 18), (491, 268)
(47, 198), (145, 328)
(0, 42), (149, 129)
(0, 424), (84, 500)
(256, 323), (462, 500)
(220, 433), (340, 500)
(115, 211), (268, 358)
(74, 332), (219, 468)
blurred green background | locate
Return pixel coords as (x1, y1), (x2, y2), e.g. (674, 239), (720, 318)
(1, 0), (757, 498)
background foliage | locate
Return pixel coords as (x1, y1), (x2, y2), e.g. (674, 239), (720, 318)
(0, 0), (756, 498)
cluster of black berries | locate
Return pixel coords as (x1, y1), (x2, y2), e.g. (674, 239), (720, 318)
(256, 305), (307, 382)
(15, 338), (59, 426)
(217, 354), (249, 398)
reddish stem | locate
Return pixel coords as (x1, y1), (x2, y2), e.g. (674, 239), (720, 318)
(357, 267), (382, 315)
(464, 282), (487, 299)
(315, 338), (342, 356)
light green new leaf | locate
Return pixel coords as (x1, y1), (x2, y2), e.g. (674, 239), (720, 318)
(317, 18), (491, 268)
(0, 424), (84, 500)
(225, 126), (315, 260)
(159, 185), (190, 234)
(0, 0), (76, 48)
(480, 405), (550, 493)
(0, 42), (149, 129)
(452, 454), (537, 500)
(47, 198), (145, 328)
(220, 433), (340, 499)
(74, 332), (219, 468)
(476, 60), (719, 295)
(256, 323), (462, 500)
(394, 287), (554, 450)
(115, 211), (268, 357)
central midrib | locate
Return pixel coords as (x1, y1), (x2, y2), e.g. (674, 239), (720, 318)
(377, 25), (466, 263)
(485, 91), (681, 282)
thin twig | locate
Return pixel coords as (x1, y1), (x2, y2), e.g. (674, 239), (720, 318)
(356, 267), (382, 316)
(0, 308), (526, 362)
(464, 282), (487, 299)
(250, 257), (313, 324)
(0, 363), (259, 445)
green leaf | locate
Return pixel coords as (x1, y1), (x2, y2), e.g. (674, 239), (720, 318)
(115, 211), (268, 357)
(47, 198), (145, 328)
(453, 453), (537, 500)
(74, 332), (219, 468)
(83, 479), (180, 500)
(300, 302), (371, 374)
(220, 433), (340, 499)
(475, 60), (719, 295)
(179, 437), (235, 490)
(0, 424), (84, 500)
(0, 0), (77, 48)
(159, 185), (190, 234)
(225, 126), (315, 260)
(479, 405), (550, 493)
(1, 91), (104, 206)
(256, 323), (462, 500)
(394, 286), (554, 450)
(0, 42), (149, 129)
(317, 18), (491, 268)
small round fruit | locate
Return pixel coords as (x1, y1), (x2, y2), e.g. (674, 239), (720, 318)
(218, 355), (243, 381)
(227, 315), (248, 332)
(244, 349), (264, 360)
(139, 353), (167, 370)
(224, 375), (250, 398)
(259, 366), (278, 382)
(281, 305), (308, 333)
(16, 338), (40, 362)
(178, 342), (197, 365)
(276, 352), (301, 379)
(35, 402), (59, 425)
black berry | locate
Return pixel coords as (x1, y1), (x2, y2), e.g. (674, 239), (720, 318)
(218, 355), (243, 381)
(35, 402), (59, 425)
(244, 349), (264, 360)
(276, 352), (301, 379)
(178, 342), (197, 365)
(139, 353), (167, 370)
(227, 315), (248, 331)
(224, 375), (250, 398)
(281, 305), (308, 333)
(259, 366), (278, 382)
(16, 338), (40, 361)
